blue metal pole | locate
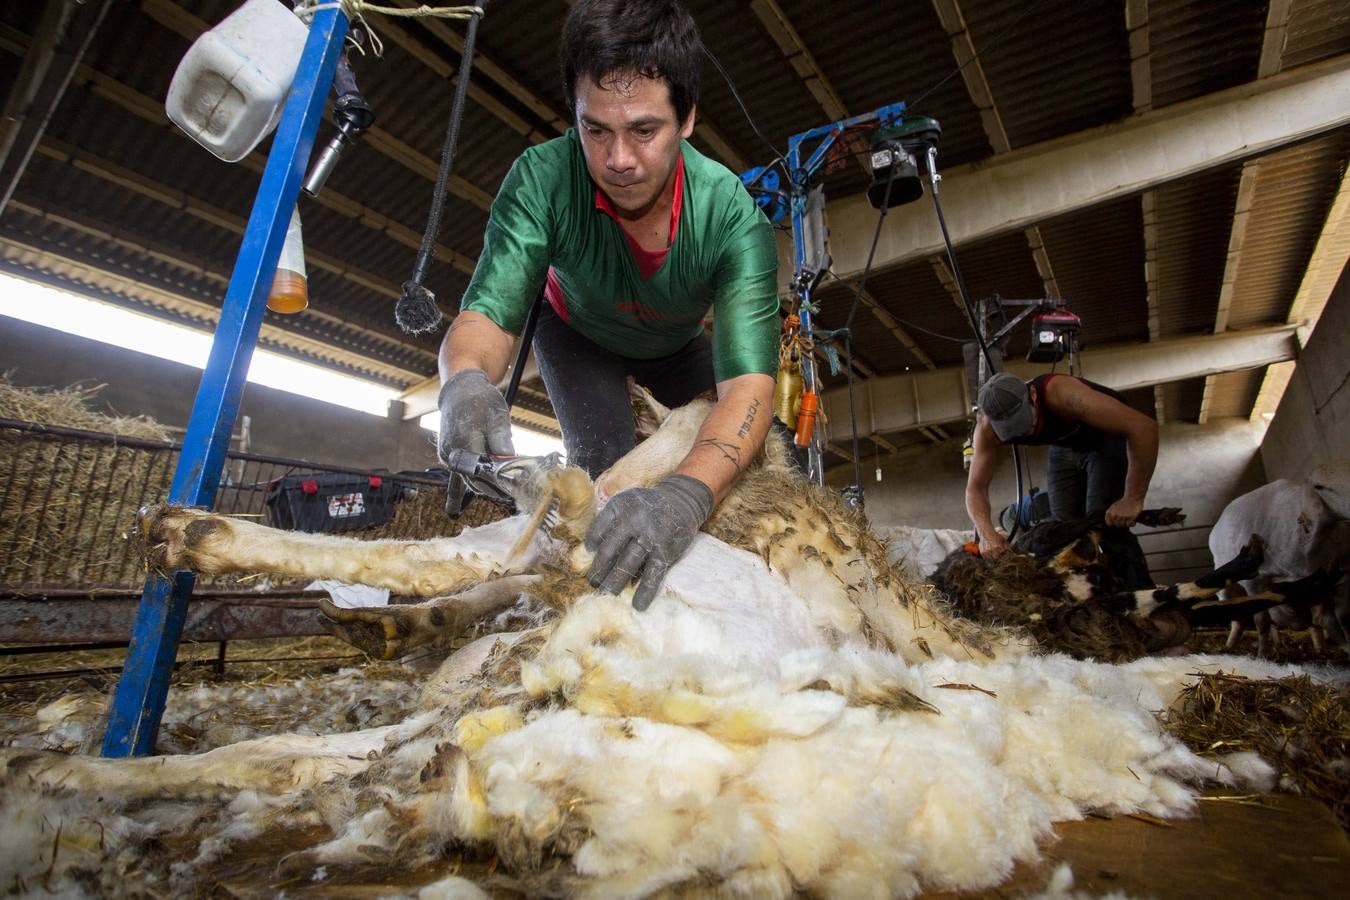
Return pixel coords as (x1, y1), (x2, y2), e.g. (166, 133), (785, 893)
(101, 6), (349, 757)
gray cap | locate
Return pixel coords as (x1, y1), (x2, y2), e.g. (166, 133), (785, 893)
(978, 373), (1034, 441)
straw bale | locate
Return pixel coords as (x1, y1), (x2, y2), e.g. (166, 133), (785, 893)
(0, 376), (176, 585)
(356, 483), (511, 542)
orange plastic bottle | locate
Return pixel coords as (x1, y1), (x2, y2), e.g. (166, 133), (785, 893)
(794, 389), (819, 448)
(267, 207), (308, 314)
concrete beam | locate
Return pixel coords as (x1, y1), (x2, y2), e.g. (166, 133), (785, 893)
(931, 0), (1010, 153)
(0, 239), (424, 386)
(1251, 147), (1350, 421)
(751, 0), (848, 121)
(1199, 161), (1262, 423)
(824, 325), (1300, 438)
(1204, 3), (1292, 423)
(818, 54), (1350, 285)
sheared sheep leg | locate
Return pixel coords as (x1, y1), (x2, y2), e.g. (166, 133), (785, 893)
(1225, 618), (1245, 650)
(0, 721), (423, 800)
(321, 574), (541, 659)
(140, 505), (541, 596)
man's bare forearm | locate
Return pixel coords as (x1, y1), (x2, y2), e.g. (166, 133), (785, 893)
(675, 373), (774, 504)
(439, 310), (518, 384)
(965, 485), (998, 539)
(1122, 420), (1159, 503)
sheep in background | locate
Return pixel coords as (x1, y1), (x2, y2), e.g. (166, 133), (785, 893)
(0, 389), (1335, 897)
(1212, 461), (1350, 656)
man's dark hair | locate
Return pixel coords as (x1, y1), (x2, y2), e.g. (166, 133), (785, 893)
(560, 0), (703, 126)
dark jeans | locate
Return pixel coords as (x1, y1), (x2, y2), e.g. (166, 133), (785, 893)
(532, 303), (716, 477)
(1044, 437), (1128, 521)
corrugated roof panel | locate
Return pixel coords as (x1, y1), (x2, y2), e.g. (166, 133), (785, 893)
(1207, 367), (1264, 419)
(816, 257), (976, 373)
(1153, 165), (1242, 337)
(1035, 196), (1149, 349)
(775, 0), (992, 169)
(965, 0), (1133, 149)
(1228, 129), (1350, 329)
(1147, 0), (1263, 109)
(1283, 0), (1350, 69)
(687, 0), (830, 164)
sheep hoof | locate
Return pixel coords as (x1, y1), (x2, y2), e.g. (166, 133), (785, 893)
(319, 597), (442, 660)
(140, 504), (222, 573)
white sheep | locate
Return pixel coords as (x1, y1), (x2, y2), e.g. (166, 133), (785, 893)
(1211, 460), (1350, 656)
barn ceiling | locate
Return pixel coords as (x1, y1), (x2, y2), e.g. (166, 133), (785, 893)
(1, 0), (1347, 454)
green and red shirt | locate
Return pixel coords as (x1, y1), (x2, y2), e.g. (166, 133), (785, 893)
(460, 130), (780, 381)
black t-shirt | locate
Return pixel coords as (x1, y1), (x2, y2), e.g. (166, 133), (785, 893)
(1007, 374), (1128, 452)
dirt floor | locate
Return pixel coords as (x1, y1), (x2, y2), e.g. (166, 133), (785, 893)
(938, 793), (1350, 898)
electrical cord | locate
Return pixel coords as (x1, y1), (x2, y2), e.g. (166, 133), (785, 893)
(839, 163), (899, 492)
(395, 1), (489, 334)
(906, 0), (1054, 114)
(703, 45), (787, 165)
(926, 146), (1026, 540)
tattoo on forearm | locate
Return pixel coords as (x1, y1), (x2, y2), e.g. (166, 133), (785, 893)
(736, 398), (762, 439)
(695, 438), (742, 472)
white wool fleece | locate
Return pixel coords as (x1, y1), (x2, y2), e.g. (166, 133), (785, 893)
(459, 587), (1286, 897)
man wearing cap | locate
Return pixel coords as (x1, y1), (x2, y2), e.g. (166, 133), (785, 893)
(965, 372), (1160, 559)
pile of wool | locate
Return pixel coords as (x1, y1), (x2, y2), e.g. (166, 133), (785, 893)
(0, 636), (421, 755)
(1, 530), (1336, 897)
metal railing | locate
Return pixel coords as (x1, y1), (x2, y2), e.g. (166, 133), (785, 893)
(0, 417), (450, 591)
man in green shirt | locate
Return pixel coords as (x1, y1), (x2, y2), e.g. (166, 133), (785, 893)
(437, 0), (780, 611)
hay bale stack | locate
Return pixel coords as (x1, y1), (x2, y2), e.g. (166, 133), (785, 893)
(0, 377), (176, 586)
(357, 484), (511, 542)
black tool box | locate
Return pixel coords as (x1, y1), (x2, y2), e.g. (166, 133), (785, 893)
(264, 470), (445, 533)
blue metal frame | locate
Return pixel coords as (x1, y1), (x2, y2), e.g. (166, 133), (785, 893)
(752, 101), (906, 479)
(101, 6), (350, 757)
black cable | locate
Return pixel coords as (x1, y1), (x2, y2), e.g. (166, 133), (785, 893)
(838, 165), (897, 492)
(703, 45), (786, 164)
(927, 160), (991, 370)
(818, 270), (970, 343)
(396, 1), (490, 334)
(926, 146), (1026, 541)
(907, 0), (1054, 113)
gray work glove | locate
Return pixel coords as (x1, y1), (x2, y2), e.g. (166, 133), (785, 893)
(585, 474), (714, 611)
(437, 368), (515, 461)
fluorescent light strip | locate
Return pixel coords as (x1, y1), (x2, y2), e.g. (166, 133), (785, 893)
(0, 274), (397, 416)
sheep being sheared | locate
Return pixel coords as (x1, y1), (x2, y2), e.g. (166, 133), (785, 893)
(928, 511), (1328, 661)
(1211, 461), (1350, 657)
(1, 390), (1336, 898)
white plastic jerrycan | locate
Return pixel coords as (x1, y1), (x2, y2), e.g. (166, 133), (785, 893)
(165, 0), (310, 162)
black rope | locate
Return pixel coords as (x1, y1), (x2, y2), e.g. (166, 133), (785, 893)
(396, 1), (490, 334)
